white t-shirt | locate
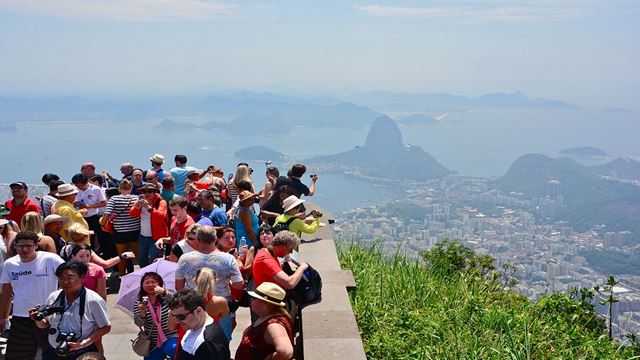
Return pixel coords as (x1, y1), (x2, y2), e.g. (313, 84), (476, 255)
(140, 207), (152, 237)
(181, 316), (214, 355)
(76, 184), (106, 218)
(0, 251), (65, 317)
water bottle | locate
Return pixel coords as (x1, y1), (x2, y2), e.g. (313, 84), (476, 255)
(238, 236), (247, 256)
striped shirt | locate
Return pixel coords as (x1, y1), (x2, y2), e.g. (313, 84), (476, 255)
(133, 297), (177, 347)
(40, 194), (58, 217)
(104, 194), (139, 232)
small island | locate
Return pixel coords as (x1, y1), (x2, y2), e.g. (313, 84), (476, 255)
(559, 146), (608, 158)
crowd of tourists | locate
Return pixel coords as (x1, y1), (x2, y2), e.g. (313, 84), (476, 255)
(0, 153), (322, 360)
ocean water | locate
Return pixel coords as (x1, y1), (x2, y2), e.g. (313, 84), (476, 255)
(0, 107), (636, 213)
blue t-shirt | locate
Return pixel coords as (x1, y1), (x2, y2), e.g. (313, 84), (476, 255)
(202, 207), (228, 227)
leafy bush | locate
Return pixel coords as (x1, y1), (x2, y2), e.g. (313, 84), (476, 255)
(338, 240), (633, 359)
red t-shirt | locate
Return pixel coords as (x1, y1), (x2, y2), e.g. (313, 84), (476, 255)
(252, 248), (282, 287)
(169, 216), (195, 247)
(4, 198), (41, 225)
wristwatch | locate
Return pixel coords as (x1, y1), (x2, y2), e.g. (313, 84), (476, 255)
(119, 254), (128, 260)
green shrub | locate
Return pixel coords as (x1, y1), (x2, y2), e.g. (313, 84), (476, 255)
(338, 241), (633, 359)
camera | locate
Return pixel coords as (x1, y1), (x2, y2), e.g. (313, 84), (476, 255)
(309, 174), (317, 178)
(55, 332), (78, 356)
(34, 305), (65, 321)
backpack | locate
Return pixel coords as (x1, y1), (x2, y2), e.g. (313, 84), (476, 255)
(272, 216), (296, 235)
(282, 260), (322, 309)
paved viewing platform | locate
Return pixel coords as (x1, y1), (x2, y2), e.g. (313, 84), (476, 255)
(0, 205), (366, 360)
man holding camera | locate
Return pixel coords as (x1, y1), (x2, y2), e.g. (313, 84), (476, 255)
(30, 260), (111, 360)
(0, 231), (65, 360)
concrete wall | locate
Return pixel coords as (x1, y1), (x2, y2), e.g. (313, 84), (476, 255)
(298, 206), (367, 360)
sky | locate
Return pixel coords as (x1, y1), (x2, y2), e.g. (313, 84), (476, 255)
(0, 0), (638, 109)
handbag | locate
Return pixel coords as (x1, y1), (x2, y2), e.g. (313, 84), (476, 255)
(131, 326), (152, 357)
(101, 197), (132, 234)
(99, 214), (115, 234)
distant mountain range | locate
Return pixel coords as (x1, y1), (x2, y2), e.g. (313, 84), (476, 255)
(306, 116), (451, 181)
(558, 147), (608, 158)
(396, 113), (438, 126)
(0, 90), (578, 128)
(493, 153), (640, 236)
(234, 145), (289, 163)
(344, 90), (579, 112)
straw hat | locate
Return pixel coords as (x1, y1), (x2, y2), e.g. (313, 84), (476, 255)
(149, 153), (165, 164)
(44, 214), (69, 226)
(56, 184), (78, 197)
(0, 219), (8, 227)
(247, 282), (286, 307)
(67, 223), (94, 242)
(238, 190), (258, 202)
(282, 195), (305, 213)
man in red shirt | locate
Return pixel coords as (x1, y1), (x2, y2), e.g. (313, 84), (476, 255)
(4, 182), (41, 225)
(156, 196), (194, 257)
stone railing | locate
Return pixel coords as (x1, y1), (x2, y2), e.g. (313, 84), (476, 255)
(297, 204), (366, 360)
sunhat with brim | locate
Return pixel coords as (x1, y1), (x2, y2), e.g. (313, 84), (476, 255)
(247, 282), (286, 307)
(68, 223), (94, 238)
(238, 190), (258, 202)
(0, 204), (10, 216)
(56, 184), (78, 197)
(282, 195), (305, 213)
(44, 214), (69, 226)
(139, 183), (160, 193)
(149, 153), (165, 164)
(0, 219), (8, 227)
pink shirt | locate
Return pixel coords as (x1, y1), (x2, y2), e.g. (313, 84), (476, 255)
(82, 264), (106, 292)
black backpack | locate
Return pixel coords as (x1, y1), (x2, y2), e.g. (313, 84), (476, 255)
(272, 216), (296, 235)
(282, 260), (322, 309)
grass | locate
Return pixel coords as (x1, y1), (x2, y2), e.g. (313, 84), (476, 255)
(338, 241), (637, 360)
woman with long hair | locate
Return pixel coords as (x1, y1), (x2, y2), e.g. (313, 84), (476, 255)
(133, 272), (177, 360)
(227, 165), (255, 206)
(194, 268), (229, 321)
(7, 211), (57, 256)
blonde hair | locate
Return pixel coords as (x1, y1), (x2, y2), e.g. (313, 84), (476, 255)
(67, 223), (92, 243)
(195, 268), (217, 297)
(231, 165), (252, 186)
(20, 211), (44, 237)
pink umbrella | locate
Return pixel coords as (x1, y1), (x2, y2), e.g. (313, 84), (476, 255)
(115, 259), (178, 317)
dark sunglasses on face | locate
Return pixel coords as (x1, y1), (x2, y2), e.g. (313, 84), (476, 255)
(171, 308), (196, 321)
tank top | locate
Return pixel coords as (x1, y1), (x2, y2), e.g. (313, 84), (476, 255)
(235, 314), (293, 360)
(233, 206), (259, 248)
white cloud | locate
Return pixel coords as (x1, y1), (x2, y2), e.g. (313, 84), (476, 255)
(0, 0), (239, 22)
(353, 1), (638, 23)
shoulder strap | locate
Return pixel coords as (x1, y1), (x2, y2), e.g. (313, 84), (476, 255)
(284, 216), (297, 227)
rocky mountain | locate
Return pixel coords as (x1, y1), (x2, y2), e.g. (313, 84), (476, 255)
(306, 116), (451, 181)
(493, 153), (640, 235)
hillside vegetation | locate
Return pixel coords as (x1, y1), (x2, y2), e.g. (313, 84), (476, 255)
(338, 240), (635, 359)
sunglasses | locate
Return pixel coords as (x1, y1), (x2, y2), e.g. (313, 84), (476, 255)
(171, 308), (196, 321)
